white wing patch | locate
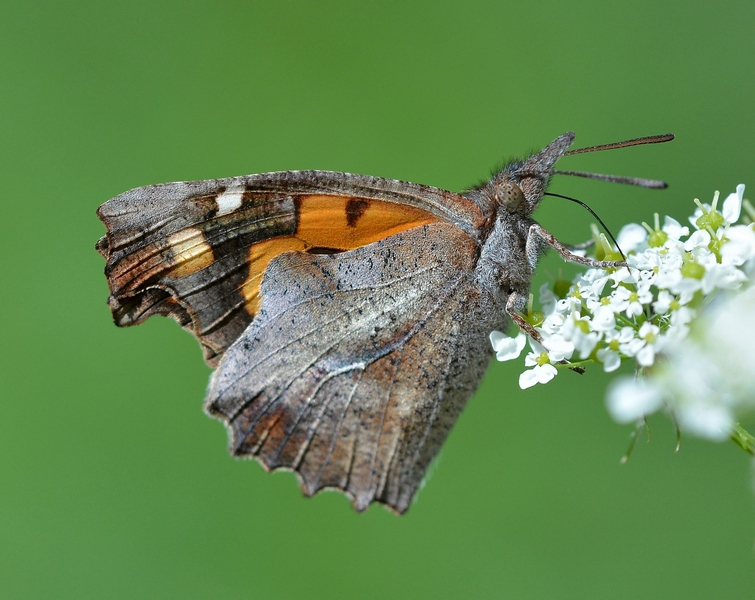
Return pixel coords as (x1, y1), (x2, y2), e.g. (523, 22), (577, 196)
(216, 187), (244, 216)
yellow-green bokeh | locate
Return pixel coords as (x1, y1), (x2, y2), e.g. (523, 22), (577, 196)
(2, 1), (754, 598)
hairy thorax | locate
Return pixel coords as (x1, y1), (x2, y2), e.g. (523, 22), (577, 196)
(475, 210), (537, 305)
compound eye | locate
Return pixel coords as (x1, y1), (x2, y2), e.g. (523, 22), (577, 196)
(499, 182), (524, 211)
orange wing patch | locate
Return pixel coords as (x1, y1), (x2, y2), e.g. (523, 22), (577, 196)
(241, 236), (308, 315)
(296, 195), (438, 249)
(241, 195), (439, 316)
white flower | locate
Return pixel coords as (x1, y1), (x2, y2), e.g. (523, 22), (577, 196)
(644, 282), (755, 440)
(616, 223), (648, 252)
(608, 266), (634, 286)
(596, 347), (621, 372)
(652, 290), (675, 313)
(607, 286), (631, 313)
(631, 281), (653, 316)
(490, 330), (527, 361)
(689, 185), (744, 234)
(721, 224), (755, 267)
(540, 334), (575, 361)
(670, 306), (694, 326)
(606, 378), (664, 423)
(684, 229), (711, 251)
(592, 305), (617, 331)
(702, 262), (747, 293)
(636, 321), (660, 367)
(617, 322), (659, 368)
(662, 215), (689, 241)
(519, 341), (559, 389)
(541, 310), (566, 335)
(561, 312), (600, 358)
(556, 295), (582, 313)
(675, 402), (734, 442)
(519, 363), (558, 389)
(627, 247), (662, 271)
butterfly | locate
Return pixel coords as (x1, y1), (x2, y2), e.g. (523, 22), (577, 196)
(96, 131), (672, 514)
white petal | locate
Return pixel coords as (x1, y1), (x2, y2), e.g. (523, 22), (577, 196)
(721, 225), (755, 263)
(638, 322), (659, 338)
(619, 338), (645, 357)
(538, 283), (558, 314)
(592, 306), (616, 331)
(722, 184), (745, 224)
(626, 302), (644, 317)
(519, 368), (540, 389)
(597, 348), (621, 372)
(490, 331), (527, 361)
(616, 223), (648, 252)
(662, 216), (689, 240)
(652, 291), (672, 313)
(587, 276), (609, 296)
(684, 229), (711, 251)
(610, 267), (634, 285)
(636, 344), (656, 367)
(534, 363), (558, 384)
(489, 330), (506, 350)
(542, 335), (574, 361)
(606, 378), (663, 423)
(576, 332), (600, 359)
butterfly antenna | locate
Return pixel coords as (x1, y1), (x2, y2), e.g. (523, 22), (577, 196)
(564, 133), (674, 156)
(544, 192), (625, 259)
(550, 171), (668, 188)
(553, 133), (674, 189)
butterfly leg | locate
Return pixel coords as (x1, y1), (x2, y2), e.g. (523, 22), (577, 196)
(505, 292), (543, 343)
(504, 292), (586, 374)
(527, 224), (626, 269)
(564, 239), (594, 251)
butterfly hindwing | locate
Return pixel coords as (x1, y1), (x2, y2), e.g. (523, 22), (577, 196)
(97, 171), (486, 366)
(205, 223), (500, 513)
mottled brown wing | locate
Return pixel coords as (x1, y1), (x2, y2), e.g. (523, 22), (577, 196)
(97, 171), (486, 366)
(205, 223), (500, 514)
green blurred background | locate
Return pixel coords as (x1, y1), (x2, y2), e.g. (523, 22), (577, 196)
(2, 1), (754, 598)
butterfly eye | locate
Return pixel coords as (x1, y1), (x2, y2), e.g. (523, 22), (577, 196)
(498, 182), (524, 212)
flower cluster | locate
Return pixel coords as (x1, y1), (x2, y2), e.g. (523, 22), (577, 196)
(491, 184), (755, 442)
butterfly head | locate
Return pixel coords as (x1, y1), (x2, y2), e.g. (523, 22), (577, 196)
(489, 132), (576, 217)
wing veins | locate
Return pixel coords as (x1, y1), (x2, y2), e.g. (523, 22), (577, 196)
(220, 297), (375, 411)
(311, 370), (365, 489)
(257, 262), (440, 327)
(365, 344), (403, 499)
(263, 272), (467, 502)
(215, 263), (442, 400)
(268, 364), (364, 465)
(109, 214), (176, 252)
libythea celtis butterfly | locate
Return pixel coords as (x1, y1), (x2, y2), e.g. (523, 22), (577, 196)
(97, 131), (672, 513)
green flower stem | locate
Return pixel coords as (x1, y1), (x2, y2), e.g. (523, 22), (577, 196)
(730, 423), (755, 456)
(615, 313), (636, 329)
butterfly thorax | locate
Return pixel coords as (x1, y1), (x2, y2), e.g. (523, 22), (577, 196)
(475, 205), (539, 309)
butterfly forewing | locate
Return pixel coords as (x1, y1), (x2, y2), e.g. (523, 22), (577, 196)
(97, 171), (486, 366)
